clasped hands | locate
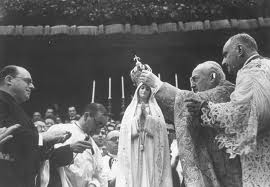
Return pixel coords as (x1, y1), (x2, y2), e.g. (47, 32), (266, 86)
(185, 98), (206, 117)
(137, 102), (148, 117)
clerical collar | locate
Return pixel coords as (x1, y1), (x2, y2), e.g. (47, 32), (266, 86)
(74, 122), (85, 134)
(244, 54), (260, 66)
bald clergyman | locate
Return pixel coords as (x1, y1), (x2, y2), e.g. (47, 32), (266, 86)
(139, 61), (242, 187)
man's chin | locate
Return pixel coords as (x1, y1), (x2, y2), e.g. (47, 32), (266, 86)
(192, 89), (198, 93)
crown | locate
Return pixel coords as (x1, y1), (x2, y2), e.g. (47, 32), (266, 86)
(130, 55), (152, 86)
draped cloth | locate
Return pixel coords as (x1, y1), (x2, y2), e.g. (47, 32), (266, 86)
(40, 123), (108, 187)
(116, 83), (173, 187)
(156, 80), (242, 187)
(200, 57), (270, 186)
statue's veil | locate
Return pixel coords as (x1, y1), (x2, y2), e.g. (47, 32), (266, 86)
(116, 82), (165, 187)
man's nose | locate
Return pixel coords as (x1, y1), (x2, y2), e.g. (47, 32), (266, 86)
(222, 59), (226, 67)
(190, 81), (195, 88)
(29, 83), (35, 89)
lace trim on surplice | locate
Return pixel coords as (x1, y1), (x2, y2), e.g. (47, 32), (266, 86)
(201, 101), (258, 158)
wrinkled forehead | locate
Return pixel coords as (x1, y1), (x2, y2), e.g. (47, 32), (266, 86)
(223, 39), (233, 52)
(191, 69), (200, 77)
(192, 65), (207, 78)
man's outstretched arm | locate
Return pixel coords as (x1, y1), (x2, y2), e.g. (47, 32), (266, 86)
(140, 70), (178, 122)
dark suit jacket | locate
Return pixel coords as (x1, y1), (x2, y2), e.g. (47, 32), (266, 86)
(47, 145), (73, 187)
(0, 90), (41, 187)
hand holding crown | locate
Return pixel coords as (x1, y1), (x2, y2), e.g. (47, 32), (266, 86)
(134, 55), (144, 71)
(130, 55), (152, 86)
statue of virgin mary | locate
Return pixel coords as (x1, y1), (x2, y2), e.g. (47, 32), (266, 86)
(116, 60), (173, 187)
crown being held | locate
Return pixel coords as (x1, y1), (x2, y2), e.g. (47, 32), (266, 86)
(130, 55), (152, 86)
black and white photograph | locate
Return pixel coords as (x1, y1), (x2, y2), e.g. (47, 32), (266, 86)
(0, 0), (270, 186)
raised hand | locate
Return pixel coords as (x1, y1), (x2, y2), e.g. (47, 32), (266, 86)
(184, 98), (204, 117)
(139, 70), (162, 89)
(42, 130), (72, 145)
(0, 124), (21, 145)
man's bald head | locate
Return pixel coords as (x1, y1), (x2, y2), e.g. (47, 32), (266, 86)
(194, 61), (226, 80)
(0, 65), (34, 103)
(190, 61), (225, 92)
(228, 33), (258, 52)
(222, 33), (259, 75)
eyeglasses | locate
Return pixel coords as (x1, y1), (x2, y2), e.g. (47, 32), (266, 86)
(13, 76), (34, 86)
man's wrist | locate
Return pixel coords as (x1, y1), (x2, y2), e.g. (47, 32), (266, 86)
(153, 80), (163, 95)
(200, 101), (208, 111)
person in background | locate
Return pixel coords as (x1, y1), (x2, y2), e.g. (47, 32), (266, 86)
(55, 115), (63, 124)
(106, 121), (115, 132)
(92, 127), (107, 155)
(103, 130), (120, 187)
(67, 106), (80, 123)
(45, 108), (55, 119)
(34, 121), (46, 133)
(44, 116), (56, 131)
(32, 112), (43, 122)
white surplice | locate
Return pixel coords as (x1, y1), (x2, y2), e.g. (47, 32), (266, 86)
(200, 56), (270, 186)
(49, 123), (108, 187)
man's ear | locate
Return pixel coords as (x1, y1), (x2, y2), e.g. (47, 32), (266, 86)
(83, 112), (90, 121)
(209, 72), (216, 82)
(237, 44), (244, 57)
(5, 75), (13, 86)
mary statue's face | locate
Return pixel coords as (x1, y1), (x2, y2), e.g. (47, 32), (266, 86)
(138, 84), (151, 102)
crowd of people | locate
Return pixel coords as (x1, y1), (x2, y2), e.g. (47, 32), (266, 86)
(31, 106), (121, 134)
(0, 32), (269, 187)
